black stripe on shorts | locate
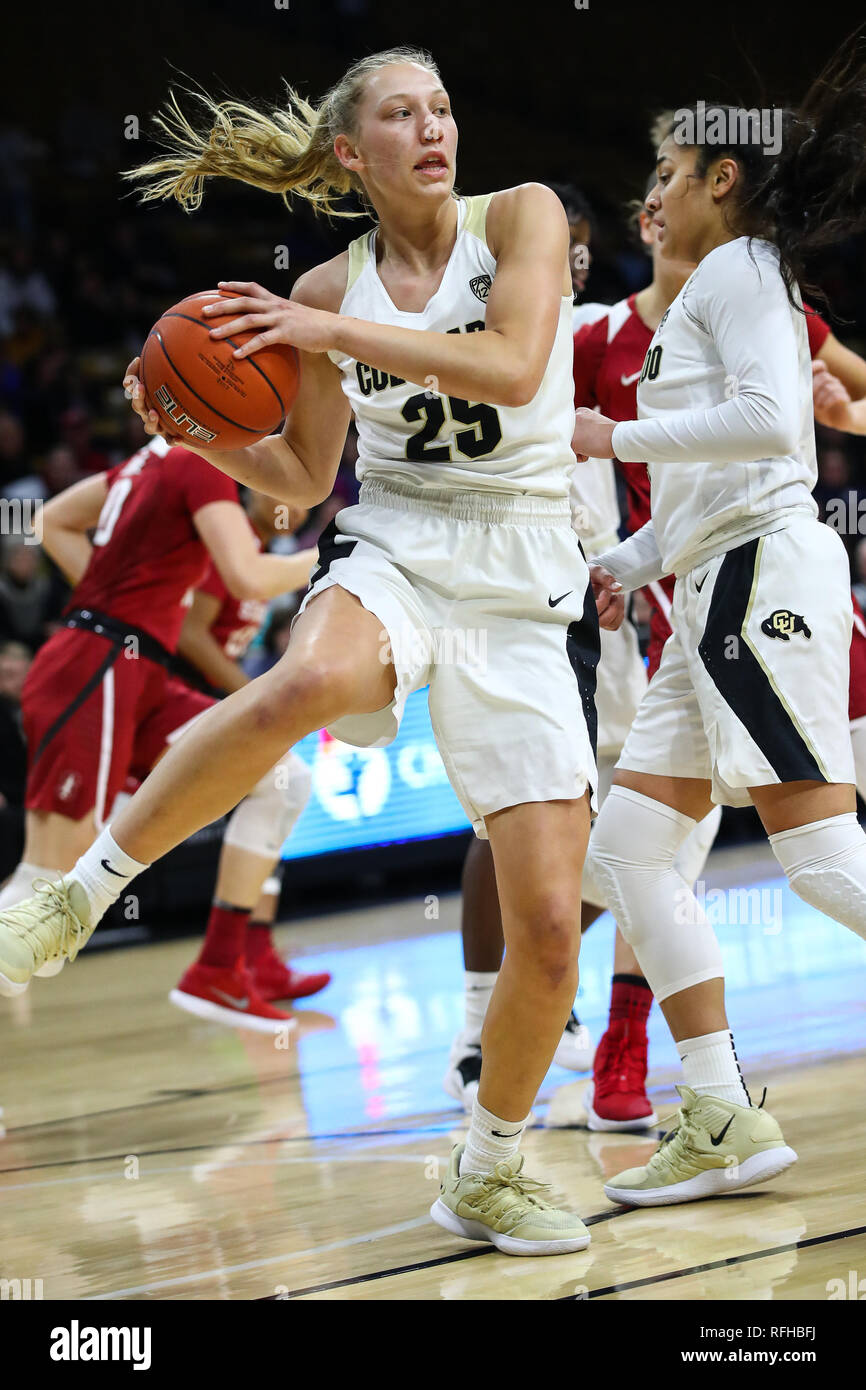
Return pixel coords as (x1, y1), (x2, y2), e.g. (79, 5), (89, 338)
(31, 643), (120, 767)
(308, 517), (358, 589)
(566, 578), (601, 765)
(697, 537), (825, 784)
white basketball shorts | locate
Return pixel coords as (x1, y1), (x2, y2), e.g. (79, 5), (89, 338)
(296, 477), (600, 836)
(617, 516), (856, 806)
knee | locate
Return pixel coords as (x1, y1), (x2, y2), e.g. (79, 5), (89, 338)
(512, 895), (581, 992)
(252, 659), (355, 732)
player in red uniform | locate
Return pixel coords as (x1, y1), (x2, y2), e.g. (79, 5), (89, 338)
(172, 491), (331, 1004)
(0, 438), (316, 1031)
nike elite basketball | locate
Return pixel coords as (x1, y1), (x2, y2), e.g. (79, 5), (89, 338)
(140, 290), (301, 449)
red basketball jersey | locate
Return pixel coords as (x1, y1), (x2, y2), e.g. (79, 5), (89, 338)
(70, 440), (238, 650)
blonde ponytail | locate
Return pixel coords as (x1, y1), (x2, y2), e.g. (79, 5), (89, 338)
(123, 47), (440, 218)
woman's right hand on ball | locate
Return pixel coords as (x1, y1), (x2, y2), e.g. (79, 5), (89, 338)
(123, 358), (182, 444)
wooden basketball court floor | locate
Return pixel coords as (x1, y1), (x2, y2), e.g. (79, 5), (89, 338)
(1, 840), (865, 1302)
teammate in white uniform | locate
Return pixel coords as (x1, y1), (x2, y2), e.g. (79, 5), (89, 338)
(573, 72), (866, 1206)
(0, 49), (623, 1256)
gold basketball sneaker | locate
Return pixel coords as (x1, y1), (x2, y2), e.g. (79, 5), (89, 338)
(431, 1143), (591, 1255)
(603, 1086), (797, 1207)
(0, 879), (94, 997)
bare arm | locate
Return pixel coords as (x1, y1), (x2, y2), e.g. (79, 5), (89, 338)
(40, 474), (109, 584)
(817, 334), (866, 402)
(329, 185), (570, 406)
(812, 359), (866, 434)
(204, 184), (571, 409)
(193, 501), (317, 601)
(123, 265), (353, 508)
(176, 589), (250, 694)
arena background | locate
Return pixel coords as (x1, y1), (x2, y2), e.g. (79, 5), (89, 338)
(2, 0), (866, 938)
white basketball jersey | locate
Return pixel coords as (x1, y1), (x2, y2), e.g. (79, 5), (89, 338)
(612, 237), (818, 577)
(327, 194), (576, 498)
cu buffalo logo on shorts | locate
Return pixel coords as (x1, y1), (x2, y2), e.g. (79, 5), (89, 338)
(469, 274), (492, 303)
(761, 609), (812, 641)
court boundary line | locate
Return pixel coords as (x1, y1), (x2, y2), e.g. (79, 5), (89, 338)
(269, 1219), (866, 1300)
(260, 1210), (626, 1298)
(569, 1221), (866, 1300)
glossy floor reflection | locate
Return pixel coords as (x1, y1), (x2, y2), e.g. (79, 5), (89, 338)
(1, 842), (864, 1300)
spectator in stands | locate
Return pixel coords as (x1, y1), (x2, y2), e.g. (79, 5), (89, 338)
(0, 410), (27, 491)
(39, 443), (85, 499)
(59, 405), (110, 475)
(0, 240), (56, 334)
(0, 536), (62, 651)
(814, 443), (852, 522)
(0, 638), (29, 881)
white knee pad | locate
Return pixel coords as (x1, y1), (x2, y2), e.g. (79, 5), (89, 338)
(224, 752), (312, 858)
(588, 785), (725, 1001)
(770, 812), (866, 943)
(674, 804), (723, 888)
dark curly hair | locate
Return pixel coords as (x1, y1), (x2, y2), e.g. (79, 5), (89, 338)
(652, 26), (866, 308)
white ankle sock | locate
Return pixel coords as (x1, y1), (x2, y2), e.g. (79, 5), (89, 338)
(677, 1030), (750, 1106)
(463, 971), (497, 1047)
(0, 862), (61, 911)
(72, 829), (149, 925)
(460, 1097), (529, 1175)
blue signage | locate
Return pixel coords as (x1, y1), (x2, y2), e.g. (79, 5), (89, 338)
(281, 687), (471, 859)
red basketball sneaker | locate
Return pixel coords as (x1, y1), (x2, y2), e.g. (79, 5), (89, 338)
(169, 959), (297, 1035)
(583, 1020), (658, 1131)
(250, 945), (331, 1002)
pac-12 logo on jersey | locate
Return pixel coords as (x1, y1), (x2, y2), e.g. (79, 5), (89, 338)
(761, 609), (812, 641)
(469, 274), (492, 303)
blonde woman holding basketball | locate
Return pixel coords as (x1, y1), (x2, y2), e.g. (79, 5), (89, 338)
(0, 49), (622, 1255)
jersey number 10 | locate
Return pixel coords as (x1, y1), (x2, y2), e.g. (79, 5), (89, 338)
(639, 344), (664, 385)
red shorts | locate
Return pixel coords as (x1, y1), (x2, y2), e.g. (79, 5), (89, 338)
(23, 627), (214, 822)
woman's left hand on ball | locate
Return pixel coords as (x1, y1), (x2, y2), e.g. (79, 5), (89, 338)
(203, 281), (338, 357)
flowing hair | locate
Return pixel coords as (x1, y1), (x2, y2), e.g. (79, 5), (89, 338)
(652, 26), (866, 306)
(122, 47), (441, 218)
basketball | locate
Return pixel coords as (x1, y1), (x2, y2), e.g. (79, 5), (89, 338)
(139, 290), (301, 450)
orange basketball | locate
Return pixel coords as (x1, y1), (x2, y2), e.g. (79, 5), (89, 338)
(139, 290), (300, 450)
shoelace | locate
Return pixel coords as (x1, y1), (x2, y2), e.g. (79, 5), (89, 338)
(649, 1090), (761, 1167)
(5, 879), (88, 965)
(474, 1163), (556, 1216)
